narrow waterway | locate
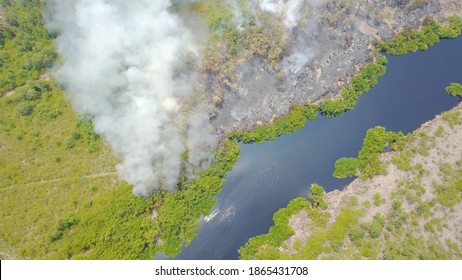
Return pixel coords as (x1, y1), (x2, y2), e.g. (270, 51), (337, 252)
(157, 36), (462, 260)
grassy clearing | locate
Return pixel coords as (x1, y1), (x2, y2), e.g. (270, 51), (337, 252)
(0, 78), (241, 259)
(0, 82), (113, 188)
(0, 78), (161, 259)
(0, 0), (242, 259)
(0, 79), (241, 259)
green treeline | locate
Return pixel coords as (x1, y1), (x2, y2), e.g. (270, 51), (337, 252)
(334, 126), (406, 179)
(153, 139), (240, 256)
(239, 105), (462, 259)
(445, 83), (462, 98)
(229, 55), (388, 143)
(238, 184), (328, 260)
(239, 184), (366, 260)
(0, 0), (57, 93)
(332, 157), (359, 178)
(320, 55), (388, 118)
(238, 127), (407, 259)
(70, 139), (240, 259)
(378, 16), (462, 55)
(333, 81), (462, 179)
(238, 197), (311, 259)
(234, 16), (462, 144)
(230, 54), (388, 143)
(229, 104), (319, 144)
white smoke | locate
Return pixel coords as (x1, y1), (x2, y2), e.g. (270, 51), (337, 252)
(44, 0), (217, 197)
(256, 0), (317, 73)
(258, 0), (304, 28)
(283, 37), (318, 74)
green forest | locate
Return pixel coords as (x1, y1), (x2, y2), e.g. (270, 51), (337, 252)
(1, 0), (461, 260)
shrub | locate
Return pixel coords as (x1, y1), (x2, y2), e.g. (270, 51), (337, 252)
(369, 214), (385, 238)
(445, 83), (462, 97)
(373, 193), (385, 206)
(64, 138), (75, 149)
(378, 16), (462, 55)
(333, 157), (359, 178)
(234, 104), (319, 144)
(0, 0), (57, 93)
(348, 224), (366, 246)
(16, 102), (33, 116)
(442, 111), (462, 129)
(48, 215), (79, 243)
(308, 184), (328, 209)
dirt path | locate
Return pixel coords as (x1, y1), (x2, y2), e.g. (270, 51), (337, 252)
(1, 171), (118, 189)
(0, 239), (21, 260)
(3, 89), (15, 97)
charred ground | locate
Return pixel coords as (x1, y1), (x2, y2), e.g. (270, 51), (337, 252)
(198, 0), (462, 133)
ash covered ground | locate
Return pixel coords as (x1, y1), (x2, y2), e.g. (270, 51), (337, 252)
(201, 0), (461, 134)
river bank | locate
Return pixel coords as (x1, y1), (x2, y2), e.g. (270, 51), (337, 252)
(209, 0), (462, 134)
(165, 34), (462, 259)
(240, 101), (462, 259)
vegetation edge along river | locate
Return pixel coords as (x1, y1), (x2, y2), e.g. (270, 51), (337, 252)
(0, 0), (461, 259)
(239, 86), (462, 259)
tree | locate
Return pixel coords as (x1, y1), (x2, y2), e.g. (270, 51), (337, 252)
(445, 83), (462, 97)
(308, 183), (327, 209)
(333, 157), (359, 178)
(16, 102), (33, 116)
(320, 99), (345, 118)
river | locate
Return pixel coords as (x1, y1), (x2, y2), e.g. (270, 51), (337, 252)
(156, 36), (462, 260)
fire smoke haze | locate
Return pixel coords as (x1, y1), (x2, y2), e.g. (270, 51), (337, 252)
(258, 0), (304, 28)
(256, 0), (317, 73)
(44, 0), (217, 197)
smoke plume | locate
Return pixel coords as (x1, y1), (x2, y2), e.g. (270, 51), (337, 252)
(283, 37), (318, 74)
(256, 0), (317, 74)
(44, 0), (217, 197)
(258, 0), (304, 28)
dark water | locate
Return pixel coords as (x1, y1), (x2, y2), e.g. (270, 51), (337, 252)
(157, 37), (462, 260)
